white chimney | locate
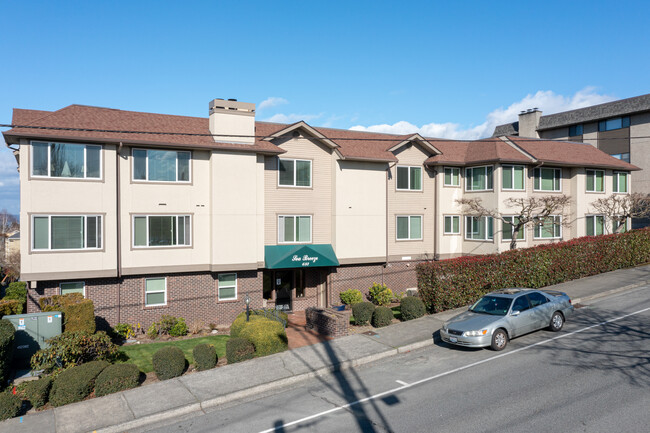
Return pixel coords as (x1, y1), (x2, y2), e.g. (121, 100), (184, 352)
(209, 98), (255, 144)
(518, 108), (542, 138)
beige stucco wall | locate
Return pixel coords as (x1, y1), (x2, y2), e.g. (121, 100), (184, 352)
(435, 166), (464, 257)
(630, 112), (650, 194)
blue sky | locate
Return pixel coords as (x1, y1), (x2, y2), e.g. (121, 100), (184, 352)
(1, 0), (650, 216)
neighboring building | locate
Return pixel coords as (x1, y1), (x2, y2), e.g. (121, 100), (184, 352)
(3, 100), (638, 329)
(1, 230), (19, 262)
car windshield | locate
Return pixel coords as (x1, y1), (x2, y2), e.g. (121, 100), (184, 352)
(470, 296), (512, 316)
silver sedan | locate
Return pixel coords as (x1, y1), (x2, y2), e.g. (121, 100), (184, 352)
(439, 288), (574, 351)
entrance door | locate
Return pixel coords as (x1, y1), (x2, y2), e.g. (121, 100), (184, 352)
(274, 270), (293, 312)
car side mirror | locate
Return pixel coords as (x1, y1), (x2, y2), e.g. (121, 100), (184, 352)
(511, 310), (520, 316)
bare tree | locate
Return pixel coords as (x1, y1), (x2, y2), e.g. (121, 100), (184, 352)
(590, 192), (650, 233)
(457, 195), (571, 250)
(1, 250), (20, 282)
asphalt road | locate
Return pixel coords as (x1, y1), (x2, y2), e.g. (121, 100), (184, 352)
(141, 286), (650, 433)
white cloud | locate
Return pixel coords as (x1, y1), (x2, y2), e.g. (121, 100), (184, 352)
(350, 87), (616, 140)
(263, 113), (323, 124)
(258, 97), (289, 111)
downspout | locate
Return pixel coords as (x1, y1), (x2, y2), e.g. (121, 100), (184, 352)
(116, 142), (123, 323)
(432, 164), (439, 261)
(385, 161), (398, 284)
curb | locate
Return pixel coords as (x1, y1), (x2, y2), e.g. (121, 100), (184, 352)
(571, 280), (649, 305)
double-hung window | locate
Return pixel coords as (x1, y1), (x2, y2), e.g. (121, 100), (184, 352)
(533, 167), (561, 192)
(444, 215), (460, 234)
(396, 215), (422, 240)
(502, 165), (525, 190)
(502, 216), (525, 241)
(145, 278), (166, 306)
(585, 215), (605, 236)
(133, 215), (191, 247)
(586, 170), (604, 192)
(278, 158), (311, 187)
(32, 215), (102, 251)
(534, 216), (562, 239)
(613, 172), (628, 193)
(132, 149), (191, 182)
(444, 167), (460, 187)
(218, 273), (237, 300)
(465, 216), (493, 241)
(278, 215), (311, 243)
(465, 166), (493, 191)
(396, 166), (422, 191)
(32, 141), (102, 179)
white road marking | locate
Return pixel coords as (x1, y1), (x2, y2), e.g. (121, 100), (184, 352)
(395, 380), (409, 386)
(258, 306), (650, 433)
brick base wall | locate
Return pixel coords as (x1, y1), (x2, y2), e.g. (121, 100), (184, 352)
(305, 307), (350, 338)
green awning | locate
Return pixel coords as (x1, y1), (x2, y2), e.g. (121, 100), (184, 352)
(264, 244), (339, 269)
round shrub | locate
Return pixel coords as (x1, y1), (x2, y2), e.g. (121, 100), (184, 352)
(400, 296), (426, 321)
(49, 360), (109, 407)
(0, 319), (15, 389)
(368, 283), (394, 306)
(351, 302), (375, 326)
(152, 346), (186, 380)
(23, 376), (52, 408)
(0, 391), (21, 421)
(95, 363), (140, 397)
(169, 318), (189, 337)
(230, 310), (289, 338)
(340, 289), (363, 306)
(239, 319), (288, 357)
(226, 337), (255, 364)
(193, 344), (217, 371)
(371, 306), (394, 328)
(30, 331), (118, 373)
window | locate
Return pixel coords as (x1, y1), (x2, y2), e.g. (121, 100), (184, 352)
(569, 125), (583, 136)
(396, 215), (422, 240)
(598, 116), (630, 132)
(132, 149), (190, 182)
(32, 141), (101, 179)
(444, 215), (460, 234)
(613, 172), (628, 193)
(218, 273), (237, 300)
(60, 282), (85, 296)
(533, 167), (561, 192)
(586, 215), (605, 236)
(396, 166), (422, 191)
(528, 292), (549, 307)
(502, 216), (525, 241)
(614, 218), (628, 233)
(145, 278), (166, 306)
(133, 215), (191, 247)
(278, 158), (311, 187)
(534, 216), (562, 239)
(465, 216), (493, 241)
(502, 165), (525, 190)
(512, 296), (531, 312)
(278, 215), (311, 243)
(465, 166), (493, 191)
(444, 167), (460, 186)
(611, 153), (630, 163)
(32, 215), (102, 250)
(586, 170), (604, 192)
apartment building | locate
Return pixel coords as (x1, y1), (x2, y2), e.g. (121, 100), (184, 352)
(3, 99), (637, 328)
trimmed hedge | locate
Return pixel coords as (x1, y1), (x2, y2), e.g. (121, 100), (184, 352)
(226, 337), (255, 364)
(417, 229), (650, 313)
(239, 319), (288, 357)
(340, 289), (363, 306)
(0, 391), (21, 421)
(351, 302), (375, 326)
(152, 346), (186, 380)
(2, 282), (26, 315)
(40, 293), (96, 333)
(23, 377), (52, 408)
(0, 319), (15, 390)
(95, 363), (140, 397)
(193, 344), (217, 371)
(371, 306), (393, 328)
(31, 331), (118, 373)
(400, 296), (426, 321)
(49, 360), (109, 407)
(0, 299), (22, 318)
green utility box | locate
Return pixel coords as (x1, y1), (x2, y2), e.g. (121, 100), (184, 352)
(4, 311), (63, 362)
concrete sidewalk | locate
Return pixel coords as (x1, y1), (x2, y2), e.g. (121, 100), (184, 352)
(3, 264), (650, 433)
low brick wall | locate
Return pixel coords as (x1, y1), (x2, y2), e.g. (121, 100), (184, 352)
(305, 307), (350, 338)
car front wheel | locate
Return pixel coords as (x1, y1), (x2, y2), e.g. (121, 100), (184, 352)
(549, 311), (564, 332)
(490, 329), (508, 351)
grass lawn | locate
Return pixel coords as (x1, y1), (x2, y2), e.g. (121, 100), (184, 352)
(119, 335), (229, 373)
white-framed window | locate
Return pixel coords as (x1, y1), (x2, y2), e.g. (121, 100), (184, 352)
(278, 215), (311, 243)
(586, 215), (605, 236)
(133, 215), (191, 247)
(586, 169), (605, 192)
(145, 277), (167, 307)
(132, 148), (191, 182)
(60, 281), (85, 296)
(396, 215), (422, 240)
(533, 167), (561, 192)
(443, 167), (460, 187)
(396, 166), (423, 191)
(502, 165), (525, 190)
(31, 141), (102, 179)
(444, 215), (460, 234)
(613, 171), (628, 193)
(465, 216), (493, 241)
(465, 166), (493, 191)
(614, 217), (628, 233)
(32, 215), (102, 251)
(534, 215), (562, 239)
(218, 273), (237, 301)
(502, 216), (525, 241)
(278, 158), (311, 187)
